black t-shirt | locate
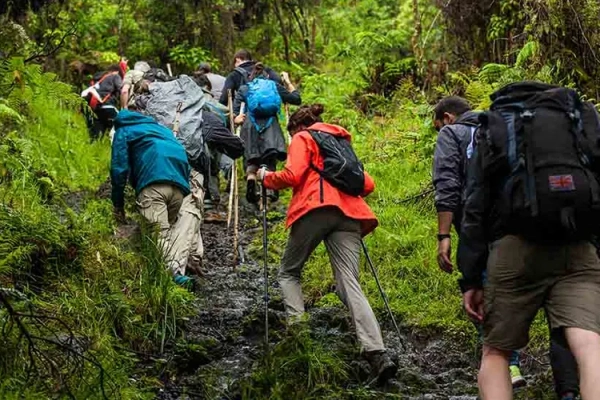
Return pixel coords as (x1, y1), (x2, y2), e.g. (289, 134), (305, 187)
(96, 73), (123, 107)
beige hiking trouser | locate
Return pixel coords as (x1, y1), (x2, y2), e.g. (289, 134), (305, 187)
(279, 206), (385, 353)
(137, 182), (185, 269)
(169, 169), (205, 276)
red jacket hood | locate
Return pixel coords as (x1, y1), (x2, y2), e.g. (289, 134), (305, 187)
(303, 122), (352, 140)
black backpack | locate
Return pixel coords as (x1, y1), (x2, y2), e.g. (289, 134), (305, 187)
(309, 130), (365, 199)
(478, 81), (600, 240)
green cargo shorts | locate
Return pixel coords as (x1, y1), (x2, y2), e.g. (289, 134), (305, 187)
(484, 235), (600, 351)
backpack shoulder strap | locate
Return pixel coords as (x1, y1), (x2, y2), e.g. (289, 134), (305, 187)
(235, 67), (249, 83)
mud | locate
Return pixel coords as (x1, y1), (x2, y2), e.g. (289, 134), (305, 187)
(144, 199), (552, 400)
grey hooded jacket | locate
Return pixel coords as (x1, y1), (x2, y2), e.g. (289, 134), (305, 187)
(432, 111), (480, 228)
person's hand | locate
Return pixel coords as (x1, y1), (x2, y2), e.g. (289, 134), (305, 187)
(463, 288), (484, 322)
(437, 237), (453, 273)
(113, 207), (126, 224)
(281, 71), (290, 85)
(234, 114), (246, 125)
(257, 166), (268, 182)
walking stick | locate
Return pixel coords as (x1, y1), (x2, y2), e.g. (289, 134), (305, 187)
(227, 91), (236, 229)
(284, 104), (291, 145)
(261, 174), (270, 348)
(361, 240), (405, 350)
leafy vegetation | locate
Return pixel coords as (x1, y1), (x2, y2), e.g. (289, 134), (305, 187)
(2, 0), (598, 397)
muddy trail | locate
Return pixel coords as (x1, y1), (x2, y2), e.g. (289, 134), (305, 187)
(139, 199), (553, 400)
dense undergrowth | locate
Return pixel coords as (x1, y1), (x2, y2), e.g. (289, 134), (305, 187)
(3, 0), (597, 398)
(0, 57), (194, 398)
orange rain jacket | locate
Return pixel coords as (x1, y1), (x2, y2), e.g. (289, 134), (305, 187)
(263, 122), (378, 236)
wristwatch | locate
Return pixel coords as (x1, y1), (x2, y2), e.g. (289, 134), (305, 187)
(437, 234), (451, 241)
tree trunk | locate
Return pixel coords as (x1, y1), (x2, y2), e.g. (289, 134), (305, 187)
(273, 0), (291, 64)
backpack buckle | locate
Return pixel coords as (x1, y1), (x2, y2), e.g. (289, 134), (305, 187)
(520, 110), (535, 120)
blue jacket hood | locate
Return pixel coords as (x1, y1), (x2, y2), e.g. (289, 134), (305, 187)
(114, 110), (157, 128)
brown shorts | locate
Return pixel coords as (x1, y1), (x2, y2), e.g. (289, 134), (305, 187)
(484, 235), (600, 351)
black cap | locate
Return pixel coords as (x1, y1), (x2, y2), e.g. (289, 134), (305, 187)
(198, 62), (211, 73)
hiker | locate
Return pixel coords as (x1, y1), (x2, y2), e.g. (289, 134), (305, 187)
(120, 61), (151, 109)
(219, 49), (281, 106)
(458, 82), (600, 400)
(110, 110), (190, 278)
(168, 109), (244, 279)
(434, 96), (580, 398)
(233, 63), (301, 203)
(192, 72), (231, 210)
(432, 96), (526, 388)
(82, 64), (123, 140)
(198, 62), (226, 101)
(258, 104), (398, 384)
(137, 75), (244, 282)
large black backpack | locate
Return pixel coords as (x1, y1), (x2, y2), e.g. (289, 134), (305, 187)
(478, 81), (600, 240)
(309, 130), (365, 199)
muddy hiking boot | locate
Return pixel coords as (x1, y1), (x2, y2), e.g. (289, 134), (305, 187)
(365, 350), (397, 384)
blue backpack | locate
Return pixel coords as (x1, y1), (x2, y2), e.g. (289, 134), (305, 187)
(243, 73), (282, 132)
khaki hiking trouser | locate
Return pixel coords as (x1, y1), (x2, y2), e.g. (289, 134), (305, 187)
(279, 206), (385, 353)
(137, 182), (184, 271)
(169, 169), (204, 276)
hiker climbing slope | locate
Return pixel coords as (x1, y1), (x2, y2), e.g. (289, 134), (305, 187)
(432, 96), (527, 388)
(110, 110), (191, 276)
(234, 63), (301, 203)
(458, 82), (600, 400)
(219, 49), (281, 106)
(82, 64), (123, 140)
(258, 104), (398, 384)
(120, 61), (151, 109)
(139, 75), (244, 283)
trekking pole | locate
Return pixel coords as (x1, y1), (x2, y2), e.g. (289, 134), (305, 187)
(166, 63), (173, 77)
(227, 90), (236, 230)
(284, 104), (291, 144)
(361, 240), (405, 350)
(232, 103), (245, 265)
(260, 169), (270, 348)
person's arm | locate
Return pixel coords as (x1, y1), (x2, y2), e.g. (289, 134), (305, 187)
(202, 113), (245, 159)
(263, 133), (310, 190)
(457, 145), (489, 293)
(120, 84), (130, 109)
(433, 126), (462, 218)
(276, 82), (302, 106)
(233, 86), (246, 115)
(219, 72), (238, 105)
(433, 127), (462, 272)
(110, 127), (130, 212)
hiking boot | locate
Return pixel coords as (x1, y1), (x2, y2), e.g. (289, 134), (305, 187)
(510, 365), (527, 388)
(173, 274), (194, 290)
(246, 178), (260, 204)
(365, 350), (397, 384)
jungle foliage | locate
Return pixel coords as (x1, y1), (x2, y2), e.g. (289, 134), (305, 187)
(1, 0), (598, 398)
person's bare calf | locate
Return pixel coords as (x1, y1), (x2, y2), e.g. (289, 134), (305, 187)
(478, 345), (513, 400)
(565, 327), (600, 399)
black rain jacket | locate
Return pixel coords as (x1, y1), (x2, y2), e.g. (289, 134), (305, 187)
(219, 61), (281, 105)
